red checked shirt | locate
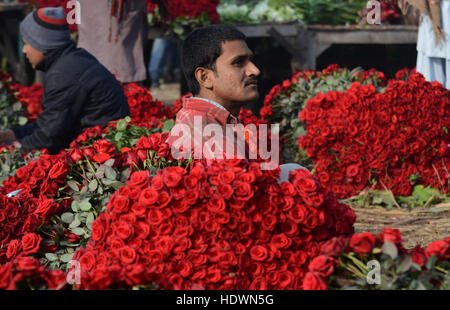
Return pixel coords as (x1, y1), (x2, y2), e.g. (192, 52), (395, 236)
(166, 97), (250, 160)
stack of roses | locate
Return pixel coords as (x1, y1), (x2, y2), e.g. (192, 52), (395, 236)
(70, 159), (356, 289)
(122, 83), (176, 129)
(308, 228), (450, 290)
(298, 73), (450, 198)
(0, 71), (29, 130)
(0, 154), (70, 265)
(11, 83), (43, 122)
(260, 65), (387, 167)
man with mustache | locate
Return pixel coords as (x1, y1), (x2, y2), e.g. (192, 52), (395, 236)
(166, 24), (261, 160)
(167, 24), (306, 181)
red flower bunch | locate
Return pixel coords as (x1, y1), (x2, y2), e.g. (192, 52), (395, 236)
(0, 256), (67, 290)
(0, 154), (70, 263)
(71, 159), (355, 289)
(304, 228), (450, 290)
(160, 0), (220, 23)
(299, 73), (450, 198)
(11, 83), (43, 122)
(124, 83), (174, 129)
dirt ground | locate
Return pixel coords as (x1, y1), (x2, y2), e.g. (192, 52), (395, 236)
(149, 83), (181, 107)
(352, 203), (450, 249)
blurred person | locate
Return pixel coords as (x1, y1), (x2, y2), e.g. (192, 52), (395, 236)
(399, 0), (450, 88)
(77, 0), (148, 83)
(148, 38), (180, 88)
(0, 7), (129, 154)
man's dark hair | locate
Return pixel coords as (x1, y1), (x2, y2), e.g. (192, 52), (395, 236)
(181, 24), (246, 95)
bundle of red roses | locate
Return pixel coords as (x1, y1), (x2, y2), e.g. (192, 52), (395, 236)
(313, 228), (450, 290)
(298, 73), (450, 198)
(260, 65), (387, 166)
(70, 159), (355, 289)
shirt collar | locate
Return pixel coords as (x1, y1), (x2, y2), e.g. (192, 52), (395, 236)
(187, 97), (240, 125)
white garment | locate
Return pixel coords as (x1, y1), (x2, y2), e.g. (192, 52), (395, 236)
(416, 0), (450, 88)
(278, 163), (308, 184)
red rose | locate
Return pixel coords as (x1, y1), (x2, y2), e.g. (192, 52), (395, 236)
(425, 239), (449, 261)
(157, 191), (172, 208)
(111, 195), (131, 214)
(308, 255), (337, 276)
(288, 204), (308, 224)
(250, 245), (269, 262)
(93, 152), (111, 163)
(69, 149), (83, 162)
(293, 176), (318, 197)
(48, 161), (68, 180)
(91, 219), (106, 242)
(119, 246), (137, 265)
(349, 232), (376, 255)
(302, 272), (327, 290)
(207, 194), (226, 213)
(410, 245), (426, 267)
(233, 181), (254, 201)
(80, 251), (96, 271)
(378, 228), (403, 245)
(218, 170), (235, 184)
(21, 233), (42, 255)
(115, 221), (134, 240)
(319, 237), (346, 258)
(32, 166), (46, 181)
(162, 169), (182, 187)
(138, 188), (159, 206)
(6, 239), (21, 259)
(270, 233), (292, 249)
(34, 198), (59, 219)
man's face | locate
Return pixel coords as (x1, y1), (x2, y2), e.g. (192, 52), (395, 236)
(210, 40), (260, 107)
(22, 40), (45, 69)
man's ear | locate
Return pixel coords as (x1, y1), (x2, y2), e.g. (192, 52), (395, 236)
(194, 67), (214, 90)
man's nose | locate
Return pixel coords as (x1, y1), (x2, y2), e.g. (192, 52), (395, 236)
(247, 61), (261, 77)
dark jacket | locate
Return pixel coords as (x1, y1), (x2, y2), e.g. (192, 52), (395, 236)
(12, 42), (130, 154)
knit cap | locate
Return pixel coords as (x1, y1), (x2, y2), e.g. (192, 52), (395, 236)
(20, 7), (71, 54)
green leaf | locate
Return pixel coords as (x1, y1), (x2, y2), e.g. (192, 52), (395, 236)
(382, 241), (398, 260)
(45, 253), (58, 262)
(86, 212), (95, 230)
(104, 159), (115, 167)
(396, 255), (413, 273)
(69, 218), (81, 229)
(162, 119), (175, 133)
(71, 200), (80, 212)
(425, 255), (437, 270)
(18, 116), (28, 126)
(105, 166), (117, 180)
(61, 212), (74, 224)
(443, 126), (448, 134)
(88, 179), (98, 192)
(79, 200), (92, 211)
(114, 132), (123, 141)
(71, 227), (85, 236)
(67, 181), (79, 192)
(412, 185), (441, 205)
(60, 253), (74, 263)
(117, 119), (127, 131)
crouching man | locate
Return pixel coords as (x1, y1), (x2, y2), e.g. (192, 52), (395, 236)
(0, 7), (130, 154)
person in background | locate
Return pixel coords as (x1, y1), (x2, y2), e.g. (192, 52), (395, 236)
(399, 0), (449, 88)
(148, 38), (180, 88)
(77, 0), (148, 84)
(0, 7), (129, 154)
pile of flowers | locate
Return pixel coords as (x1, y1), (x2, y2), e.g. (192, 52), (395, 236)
(298, 73), (450, 198)
(146, 0), (220, 37)
(319, 229), (450, 290)
(71, 160), (356, 289)
(260, 65), (386, 166)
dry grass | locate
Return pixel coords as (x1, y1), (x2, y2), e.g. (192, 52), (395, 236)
(351, 202), (450, 249)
